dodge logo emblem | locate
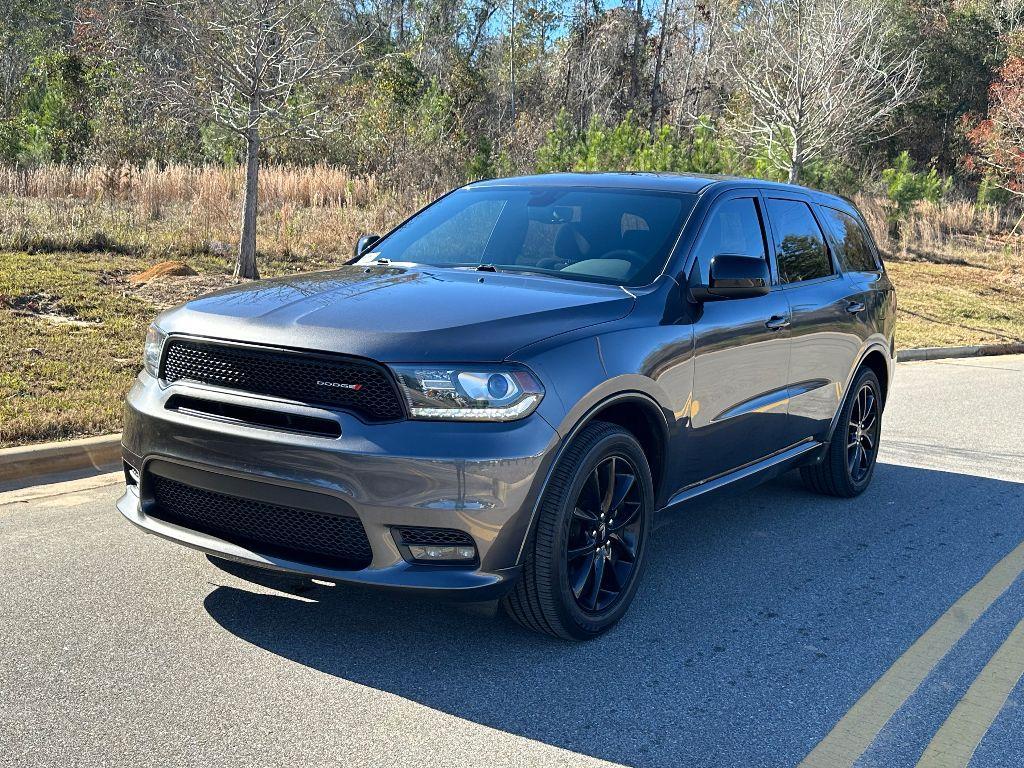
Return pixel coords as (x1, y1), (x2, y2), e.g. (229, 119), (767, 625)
(316, 380), (363, 390)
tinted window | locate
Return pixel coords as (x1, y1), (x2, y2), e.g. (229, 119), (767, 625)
(820, 207), (879, 273)
(765, 199), (833, 283)
(692, 198), (768, 279)
(359, 186), (696, 286)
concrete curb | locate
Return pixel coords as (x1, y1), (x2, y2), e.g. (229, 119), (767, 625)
(0, 434), (122, 486)
(897, 342), (1024, 362)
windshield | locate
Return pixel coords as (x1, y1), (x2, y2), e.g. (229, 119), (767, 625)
(358, 185), (696, 286)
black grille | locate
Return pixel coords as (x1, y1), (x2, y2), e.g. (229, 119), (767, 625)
(162, 339), (405, 422)
(148, 476), (372, 569)
(395, 526), (475, 546)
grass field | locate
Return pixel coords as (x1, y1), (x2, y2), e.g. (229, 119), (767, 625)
(0, 247), (352, 448)
(2, 165), (1023, 448)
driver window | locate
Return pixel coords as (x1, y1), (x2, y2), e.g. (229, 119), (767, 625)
(692, 197), (768, 281)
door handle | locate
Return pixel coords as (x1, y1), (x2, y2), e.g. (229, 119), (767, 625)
(846, 301), (866, 314)
(765, 315), (790, 331)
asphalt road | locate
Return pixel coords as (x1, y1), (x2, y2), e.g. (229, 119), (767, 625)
(2, 356), (1023, 768)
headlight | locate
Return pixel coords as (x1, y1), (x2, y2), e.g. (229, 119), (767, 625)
(390, 364), (544, 421)
(143, 324), (167, 378)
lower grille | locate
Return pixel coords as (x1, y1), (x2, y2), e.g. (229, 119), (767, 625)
(148, 476), (372, 569)
(395, 526), (475, 547)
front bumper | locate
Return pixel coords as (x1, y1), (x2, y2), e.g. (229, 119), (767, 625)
(119, 372), (561, 598)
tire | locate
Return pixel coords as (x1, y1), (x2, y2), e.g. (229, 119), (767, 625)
(503, 421), (653, 641)
(800, 367), (883, 498)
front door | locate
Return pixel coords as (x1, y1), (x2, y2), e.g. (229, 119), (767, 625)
(679, 193), (793, 489)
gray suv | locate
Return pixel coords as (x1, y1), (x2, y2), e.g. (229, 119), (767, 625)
(119, 173), (895, 640)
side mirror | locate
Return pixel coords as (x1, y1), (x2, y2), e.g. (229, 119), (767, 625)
(354, 233), (381, 260)
(690, 254), (770, 301)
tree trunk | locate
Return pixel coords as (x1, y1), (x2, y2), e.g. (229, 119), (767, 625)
(509, 0), (516, 125)
(629, 0), (644, 107)
(236, 129), (260, 280)
(787, 160), (801, 185)
(649, 0), (672, 134)
(788, 134), (803, 185)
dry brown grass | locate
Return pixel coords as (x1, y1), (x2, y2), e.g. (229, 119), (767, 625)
(853, 193), (1022, 269)
(0, 162), (381, 209)
(0, 163), (436, 263)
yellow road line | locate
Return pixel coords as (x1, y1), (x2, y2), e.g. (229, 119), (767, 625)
(799, 540), (1024, 768)
(915, 619), (1024, 768)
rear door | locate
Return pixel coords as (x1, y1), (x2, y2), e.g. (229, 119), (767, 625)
(680, 191), (793, 488)
(762, 194), (863, 443)
(817, 204), (891, 343)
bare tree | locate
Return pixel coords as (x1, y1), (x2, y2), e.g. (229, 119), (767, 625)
(726, 0), (921, 184)
(660, 0), (730, 130)
(554, 6), (640, 130)
(162, 0), (360, 278)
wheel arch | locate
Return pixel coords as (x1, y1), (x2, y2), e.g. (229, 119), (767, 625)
(824, 342), (893, 446)
(859, 347), (891, 407)
(582, 394), (670, 502)
(514, 391), (672, 564)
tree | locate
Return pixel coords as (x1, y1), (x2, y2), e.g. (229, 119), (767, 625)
(967, 52), (1024, 197)
(881, 150), (950, 220)
(162, 0), (360, 278)
(726, 0), (921, 184)
(657, 0), (731, 131)
(883, 3), (1003, 175)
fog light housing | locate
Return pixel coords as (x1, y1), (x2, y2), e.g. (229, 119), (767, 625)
(407, 544), (477, 562)
(392, 526), (478, 564)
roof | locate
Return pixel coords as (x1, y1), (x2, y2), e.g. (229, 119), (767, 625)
(468, 172), (855, 212)
(470, 172), (722, 194)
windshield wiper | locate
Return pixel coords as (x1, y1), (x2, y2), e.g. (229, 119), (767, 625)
(479, 264), (555, 277)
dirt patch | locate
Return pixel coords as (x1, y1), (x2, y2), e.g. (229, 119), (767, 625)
(132, 274), (244, 310)
(0, 291), (102, 327)
(128, 260), (198, 285)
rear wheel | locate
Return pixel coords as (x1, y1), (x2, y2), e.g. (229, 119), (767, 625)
(800, 367), (883, 497)
(503, 421), (653, 641)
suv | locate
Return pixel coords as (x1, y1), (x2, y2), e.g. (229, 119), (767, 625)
(119, 173), (895, 640)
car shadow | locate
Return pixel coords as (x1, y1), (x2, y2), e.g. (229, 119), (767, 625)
(202, 463), (1024, 767)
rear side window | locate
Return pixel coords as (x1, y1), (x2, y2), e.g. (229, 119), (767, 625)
(692, 197), (767, 277)
(765, 199), (834, 283)
(819, 207), (880, 273)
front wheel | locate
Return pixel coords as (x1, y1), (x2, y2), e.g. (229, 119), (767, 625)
(800, 367), (883, 497)
(503, 421), (653, 641)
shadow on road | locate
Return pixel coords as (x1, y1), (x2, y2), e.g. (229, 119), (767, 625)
(203, 463), (1024, 767)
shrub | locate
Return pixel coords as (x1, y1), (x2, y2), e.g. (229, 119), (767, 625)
(881, 151), (952, 219)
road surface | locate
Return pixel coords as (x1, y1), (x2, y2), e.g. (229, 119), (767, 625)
(2, 355), (1023, 767)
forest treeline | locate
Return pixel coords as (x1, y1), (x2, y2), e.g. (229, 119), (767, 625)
(5, 0), (1024, 276)
(2, 0), (1022, 189)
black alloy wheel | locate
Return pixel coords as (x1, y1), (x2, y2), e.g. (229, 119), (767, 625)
(800, 367), (883, 497)
(565, 455), (643, 613)
(846, 381), (880, 484)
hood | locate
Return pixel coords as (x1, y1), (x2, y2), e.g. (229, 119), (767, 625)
(157, 265), (635, 362)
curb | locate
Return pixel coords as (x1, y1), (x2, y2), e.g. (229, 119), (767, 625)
(0, 434), (122, 486)
(897, 342), (1024, 362)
